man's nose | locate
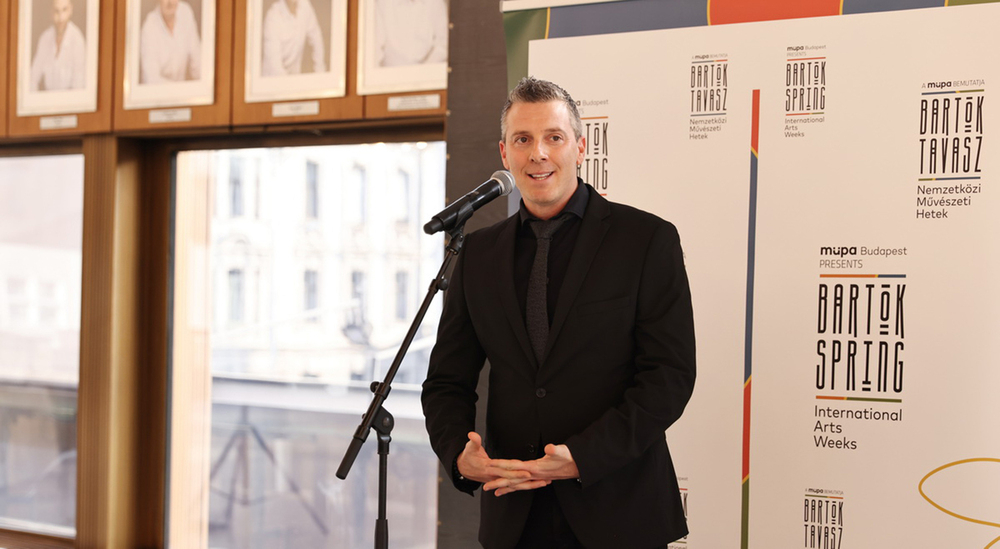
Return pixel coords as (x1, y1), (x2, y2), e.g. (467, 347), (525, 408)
(529, 142), (548, 162)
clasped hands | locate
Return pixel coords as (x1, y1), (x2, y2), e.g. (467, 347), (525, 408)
(457, 432), (580, 497)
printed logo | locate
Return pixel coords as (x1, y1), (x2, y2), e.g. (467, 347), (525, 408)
(784, 45), (827, 138)
(786, 58), (826, 114)
(816, 280), (905, 395)
(690, 53), (729, 141)
(575, 99), (611, 195)
(803, 489), (844, 548)
(667, 484), (689, 549)
(917, 78), (985, 220)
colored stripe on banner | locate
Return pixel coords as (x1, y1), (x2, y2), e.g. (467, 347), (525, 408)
(817, 395), (904, 403)
(921, 88), (986, 95)
(819, 273), (907, 278)
(741, 89), (761, 549)
(710, 0), (840, 25)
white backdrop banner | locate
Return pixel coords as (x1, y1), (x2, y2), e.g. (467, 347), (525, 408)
(529, 4), (1000, 548)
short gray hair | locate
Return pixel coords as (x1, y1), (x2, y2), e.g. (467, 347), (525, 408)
(500, 76), (583, 141)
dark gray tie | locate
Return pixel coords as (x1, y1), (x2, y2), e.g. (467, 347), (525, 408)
(526, 215), (568, 364)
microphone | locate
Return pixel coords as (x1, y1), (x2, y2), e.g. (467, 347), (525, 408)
(423, 170), (515, 235)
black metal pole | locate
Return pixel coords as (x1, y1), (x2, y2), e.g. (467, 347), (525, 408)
(336, 227), (466, 548)
(374, 406), (393, 549)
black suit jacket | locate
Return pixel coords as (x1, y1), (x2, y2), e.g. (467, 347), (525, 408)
(422, 185), (696, 548)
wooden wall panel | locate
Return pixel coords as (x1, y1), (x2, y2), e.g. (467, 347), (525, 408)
(0, 528), (73, 548)
(134, 144), (172, 547)
(76, 135), (143, 548)
(364, 89), (447, 120)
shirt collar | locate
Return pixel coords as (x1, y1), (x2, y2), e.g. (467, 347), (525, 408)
(518, 178), (590, 227)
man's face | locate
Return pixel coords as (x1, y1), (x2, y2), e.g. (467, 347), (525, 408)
(52, 0), (72, 33)
(499, 100), (585, 219)
(159, 0), (178, 20)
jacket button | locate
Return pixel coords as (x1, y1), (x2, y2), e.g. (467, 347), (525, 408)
(535, 388), (546, 398)
(527, 444), (536, 455)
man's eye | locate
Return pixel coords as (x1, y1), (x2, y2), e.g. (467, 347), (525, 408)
(516, 137), (528, 144)
(550, 135), (563, 142)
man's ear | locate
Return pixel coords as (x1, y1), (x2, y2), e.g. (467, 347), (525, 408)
(499, 140), (510, 170)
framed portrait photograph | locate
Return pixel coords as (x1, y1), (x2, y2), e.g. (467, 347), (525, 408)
(16, 0), (101, 116)
(357, 0), (448, 95)
(244, 0), (347, 103)
(122, 0), (216, 109)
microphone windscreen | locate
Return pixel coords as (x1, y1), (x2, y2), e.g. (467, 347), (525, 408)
(491, 170), (515, 196)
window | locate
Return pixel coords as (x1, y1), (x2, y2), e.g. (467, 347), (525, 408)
(254, 158), (262, 219)
(395, 271), (408, 320)
(230, 157), (244, 217)
(228, 269), (244, 323)
(351, 270), (366, 320)
(7, 278), (26, 296)
(0, 155), (83, 537)
(306, 161), (319, 219)
(347, 165), (367, 225)
(171, 143), (446, 548)
(304, 269), (319, 321)
(394, 169), (411, 223)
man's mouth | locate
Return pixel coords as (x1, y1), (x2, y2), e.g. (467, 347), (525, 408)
(529, 172), (553, 180)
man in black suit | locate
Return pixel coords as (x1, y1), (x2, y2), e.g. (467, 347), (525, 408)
(421, 77), (696, 548)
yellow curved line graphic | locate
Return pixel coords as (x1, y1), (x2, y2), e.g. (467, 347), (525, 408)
(919, 457), (1000, 548)
(706, 0), (712, 26)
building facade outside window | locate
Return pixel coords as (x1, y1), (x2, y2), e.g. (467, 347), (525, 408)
(0, 155), (84, 537)
(173, 142), (445, 548)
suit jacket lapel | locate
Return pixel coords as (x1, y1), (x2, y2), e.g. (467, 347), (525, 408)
(545, 187), (611, 364)
(493, 216), (539, 370)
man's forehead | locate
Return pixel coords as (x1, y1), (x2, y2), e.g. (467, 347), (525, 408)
(506, 101), (572, 130)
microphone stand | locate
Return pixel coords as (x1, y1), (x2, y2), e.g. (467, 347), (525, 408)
(337, 213), (471, 549)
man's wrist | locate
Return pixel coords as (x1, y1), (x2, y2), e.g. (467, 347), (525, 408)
(452, 456), (480, 493)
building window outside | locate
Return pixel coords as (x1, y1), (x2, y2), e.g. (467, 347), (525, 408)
(395, 271), (408, 320)
(304, 270), (319, 322)
(306, 161), (319, 219)
(254, 158), (262, 219)
(394, 169), (411, 223)
(228, 269), (244, 323)
(7, 278), (27, 297)
(230, 157), (244, 217)
(351, 270), (366, 324)
(348, 165), (367, 225)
